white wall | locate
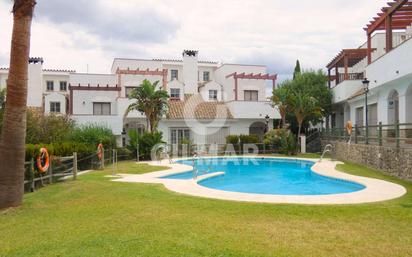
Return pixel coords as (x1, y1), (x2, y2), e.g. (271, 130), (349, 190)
(366, 37), (412, 90)
(27, 63), (43, 107)
(199, 81), (223, 101)
(182, 52), (199, 94)
(44, 93), (67, 114)
(72, 90), (119, 115)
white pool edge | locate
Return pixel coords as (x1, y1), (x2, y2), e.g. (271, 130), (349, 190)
(112, 156), (407, 205)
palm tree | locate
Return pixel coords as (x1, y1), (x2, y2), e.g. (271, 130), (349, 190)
(271, 82), (291, 129)
(0, 0), (36, 209)
(289, 90), (322, 147)
(125, 79), (169, 132)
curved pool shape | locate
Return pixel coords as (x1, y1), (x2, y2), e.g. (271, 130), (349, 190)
(162, 158), (365, 195)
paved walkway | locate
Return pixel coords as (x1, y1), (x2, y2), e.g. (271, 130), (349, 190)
(112, 157), (407, 205)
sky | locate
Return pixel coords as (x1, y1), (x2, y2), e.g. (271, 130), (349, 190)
(0, 0), (389, 82)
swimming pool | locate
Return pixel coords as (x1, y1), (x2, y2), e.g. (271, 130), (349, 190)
(162, 158), (366, 195)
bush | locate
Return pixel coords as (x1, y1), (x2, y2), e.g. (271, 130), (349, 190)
(226, 135), (239, 144)
(69, 124), (116, 148)
(25, 110), (75, 144)
(226, 135), (259, 144)
(128, 131), (165, 160)
(25, 142), (96, 160)
(279, 130), (297, 155)
(264, 129), (284, 147)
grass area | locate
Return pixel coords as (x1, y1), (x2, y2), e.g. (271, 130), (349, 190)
(110, 161), (170, 174)
(1, 161), (412, 257)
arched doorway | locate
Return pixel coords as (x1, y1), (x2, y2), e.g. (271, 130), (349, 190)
(123, 121), (146, 146)
(388, 90), (399, 125)
(249, 121), (267, 142)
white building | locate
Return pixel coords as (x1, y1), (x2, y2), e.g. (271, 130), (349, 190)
(0, 51), (280, 146)
(327, 1), (412, 133)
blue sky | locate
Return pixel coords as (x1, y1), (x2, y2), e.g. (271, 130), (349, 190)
(0, 0), (389, 81)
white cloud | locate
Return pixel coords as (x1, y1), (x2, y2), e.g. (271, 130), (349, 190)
(0, 0), (390, 74)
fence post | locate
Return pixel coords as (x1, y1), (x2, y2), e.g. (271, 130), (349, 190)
(73, 152), (78, 180)
(354, 124), (358, 144)
(396, 121), (400, 148)
(30, 158), (35, 192)
(49, 157), (53, 184)
(378, 122), (383, 146)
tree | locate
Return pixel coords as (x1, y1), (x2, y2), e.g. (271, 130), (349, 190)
(293, 60), (301, 80)
(289, 90), (322, 146)
(125, 79), (169, 132)
(271, 81), (292, 129)
(292, 70), (331, 126)
(0, 0), (36, 209)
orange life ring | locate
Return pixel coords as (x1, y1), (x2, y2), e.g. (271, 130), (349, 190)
(346, 121), (353, 135)
(37, 148), (50, 173)
(97, 143), (104, 160)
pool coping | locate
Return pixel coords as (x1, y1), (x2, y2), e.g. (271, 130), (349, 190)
(112, 156), (407, 205)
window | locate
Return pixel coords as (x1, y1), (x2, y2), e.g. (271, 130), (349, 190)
(170, 88), (180, 99)
(59, 81), (67, 91)
(50, 102), (61, 113)
(125, 87), (137, 98)
(203, 71), (210, 81)
(46, 81), (54, 91)
(171, 69), (178, 80)
(244, 90), (258, 101)
(170, 128), (191, 144)
(209, 90), (218, 101)
(93, 102), (111, 115)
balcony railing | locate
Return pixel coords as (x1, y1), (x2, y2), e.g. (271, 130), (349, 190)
(337, 72), (364, 84)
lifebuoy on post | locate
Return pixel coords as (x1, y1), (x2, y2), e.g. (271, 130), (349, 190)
(37, 148), (50, 173)
(346, 121), (353, 135)
(97, 143), (104, 160)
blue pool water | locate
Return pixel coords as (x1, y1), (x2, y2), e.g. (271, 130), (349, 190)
(162, 158), (365, 195)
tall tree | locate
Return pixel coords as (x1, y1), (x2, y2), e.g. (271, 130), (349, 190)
(293, 60), (301, 80)
(271, 81), (291, 129)
(125, 79), (169, 133)
(289, 90), (322, 147)
(0, 0), (36, 209)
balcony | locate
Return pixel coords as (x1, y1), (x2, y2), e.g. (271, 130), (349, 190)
(331, 79), (363, 103)
(366, 36), (412, 89)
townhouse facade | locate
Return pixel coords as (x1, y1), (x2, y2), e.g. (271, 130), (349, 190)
(327, 1), (412, 132)
(0, 50), (280, 146)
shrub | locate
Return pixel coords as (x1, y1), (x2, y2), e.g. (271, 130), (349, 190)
(279, 130), (297, 155)
(264, 129), (284, 147)
(128, 131), (165, 160)
(69, 124), (116, 148)
(226, 135), (239, 144)
(25, 110), (75, 144)
(226, 135), (259, 144)
(25, 142), (96, 160)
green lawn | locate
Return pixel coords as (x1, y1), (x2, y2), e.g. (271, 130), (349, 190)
(1, 160), (412, 257)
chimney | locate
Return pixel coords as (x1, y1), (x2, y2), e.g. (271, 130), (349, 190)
(182, 50), (198, 94)
(28, 57), (43, 108)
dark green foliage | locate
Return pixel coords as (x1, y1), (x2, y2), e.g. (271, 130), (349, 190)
(226, 135), (259, 144)
(126, 79), (169, 132)
(25, 142), (96, 160)
(279, 130), (297, 155)
(68, 124), (116, 148)
(26, 110), (75, 144)
(263, 129), (283, 147)
(293, 60), (301, 80)
(128, 131), (165, 160)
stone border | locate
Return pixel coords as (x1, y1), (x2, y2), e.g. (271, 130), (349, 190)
(112, 156), (407, 205)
